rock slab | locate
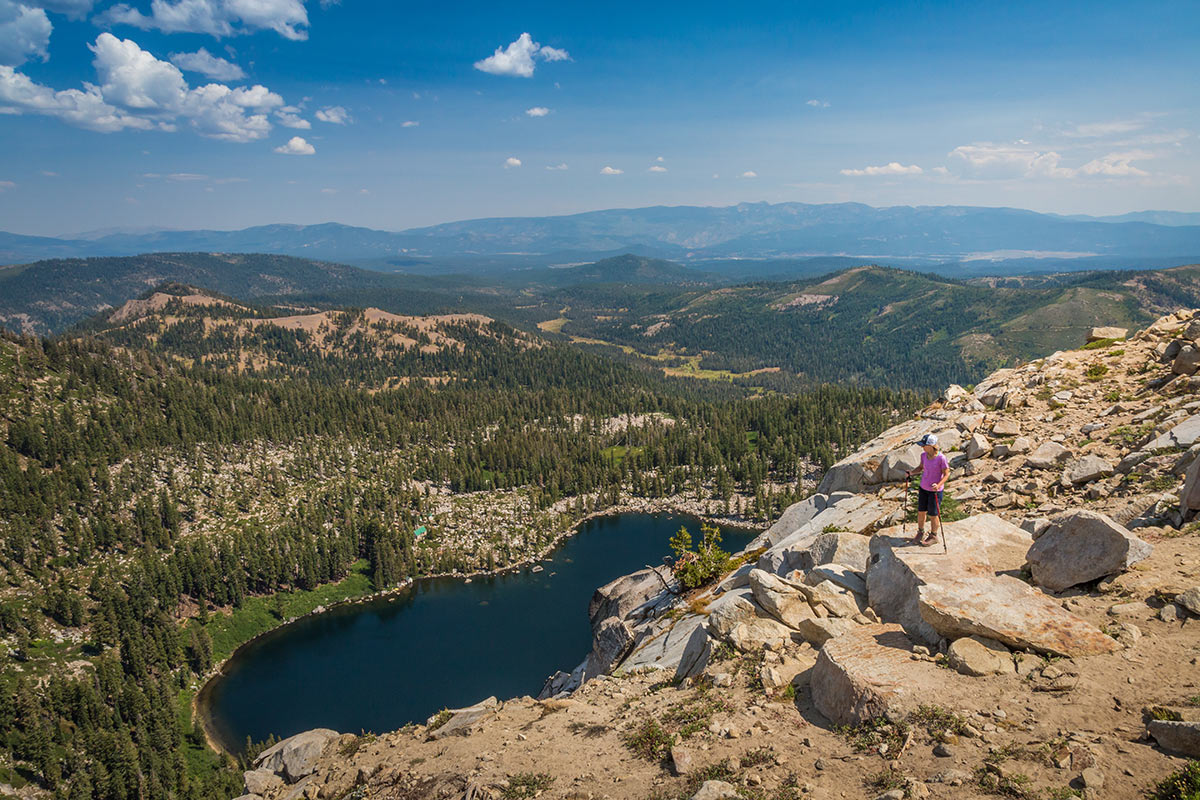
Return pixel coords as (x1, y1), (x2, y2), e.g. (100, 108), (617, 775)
(254, 729), (340, 783)
(1027, 510), (1153, 592)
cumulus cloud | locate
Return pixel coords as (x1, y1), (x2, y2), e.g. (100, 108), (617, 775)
(274, 135), (313, 154)
(740, 170), (758, 178)
(948, 144), (1070, 178)
(169, 47), (244, 80)
(806, 99), (829, 108)
(840, 162), (922, 176)
(103, 0), (309, 40)
(504, 156), (521, 168)
(274, 108), (308, 128)
(0, 0), (51, 67)
(314, 105), (348, 124)
(0, 33), (289, 140)
(648, 165), (666, 172)
(600, 165), (622, 175)
(545, 162), (567, 170)
(525, 106), (548, 117)
(1077, 150), (1152, 177)
(25, 0), (94, 19)
(474, 32), (570, 78)
(400, 119), (418, 127)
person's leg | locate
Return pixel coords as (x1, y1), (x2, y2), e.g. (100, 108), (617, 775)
(915, 488), (929, 541)
(928, 491), (943, 540)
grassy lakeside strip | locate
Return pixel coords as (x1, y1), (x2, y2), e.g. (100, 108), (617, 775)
(204, 559), (377, 664)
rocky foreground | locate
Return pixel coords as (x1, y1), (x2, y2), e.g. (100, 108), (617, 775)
(236, 312), (1200, 800)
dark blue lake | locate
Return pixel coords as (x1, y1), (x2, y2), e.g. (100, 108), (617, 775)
(199, 512), (756, 752)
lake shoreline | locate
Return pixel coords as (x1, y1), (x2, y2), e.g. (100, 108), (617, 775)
(193, 497), (764, 757)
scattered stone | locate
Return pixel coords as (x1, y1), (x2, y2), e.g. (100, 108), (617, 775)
(426, 698), (499, 740)
(1159, 604), (1181, 623)
(1027, 510), (1153, 592)
(1080, 767), (1105, 790)
(947, 635), (1014, 677)
(1026, 441), (1072, 470)
(690, 780), (740, 800)
(966, 433), (990, 460)
(243, 769), (284, 796)
(749, 569), (817, 629)
(1173, 345), (1200, 375)
(933, 742), (953, 757)
(1065, 455), (1115, 485)
(1179, 587), (1200, 616)
(670, 745), (696, 776)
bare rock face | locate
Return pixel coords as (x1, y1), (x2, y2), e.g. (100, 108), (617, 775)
(946, 635), (1014, 676)
(810, 624), (950, 727)
(426, 697), (499, 740)
(817, 419), (949, 494)
(243, 769), (284, 796)
(749, 569), (816, 629)
(753, 494), (828, 548)
(1144, 413), (1200, 452)
(1027, 510), (1153, 592)
(917, 573), (1118, 657)
(756, 495), (884, 575)
(619, 614), (709, 679)
(1147, 720), (1200, 758)
(254, 728), (341, 783)
(1088, 326), (1128, 341)
(798, 532), (872, 574)
(1173, 344), (1200, 375)
(582, 619), (636, 680)
(706, 588), (797, 652)
(1183, 453), (1200, 519)
(794, 616), (859, 647)
(588, 566), (674, 629)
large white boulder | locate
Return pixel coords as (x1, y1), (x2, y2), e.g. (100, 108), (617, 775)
(810, 624), (953, 727)
(254, 729), (341, 783)
(817, 418), (948, 494)
(749, 569), (816, 629)
(426, 697), (499, 740)
(1026, 510), (1153, 592)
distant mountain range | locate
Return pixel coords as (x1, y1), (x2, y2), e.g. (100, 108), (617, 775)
(2, 202), (1199, 273)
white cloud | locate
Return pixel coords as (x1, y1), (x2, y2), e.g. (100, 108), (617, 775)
(648, 165), (666, 172)
(358, 188), (369, 194)
(948, 144), (1070, 178)
(0, 33), (289, 141)
(400, 119), (418, 127)
(166, 171), (205, 180)
(840, 162), (922, 177)
(545, 162), (567, 170)
(320, 187), (336, 194)
(274, 109), (308, 128)
(314, 105), (349, 124)
(0, 0), (51, 67)
(1066, 119), (1144, 138)
(525, 106), (548, 117)
(103, 0), (309, 40)
(169, 47), (244, 80)
(24, 0), (94, 19)
(473, 32), (570, 78)
(504, 156), (521, 168)
(40, 169), (56, 175)
(740, 170), (758, 178)
(655, 156), (663, 162)
(1077, 150), (1152, 177)
(805, 99), (829, 108)
(0, 179), (15, 190)
(274, 135), (313, 154)
(600, 165), (622, 175)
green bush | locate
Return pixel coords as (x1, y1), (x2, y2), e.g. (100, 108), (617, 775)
(1149, 761), (1200, 800)
(669, 524), (733, 590)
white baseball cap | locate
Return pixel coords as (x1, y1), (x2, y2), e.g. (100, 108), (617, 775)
(918, 433), (938, 447)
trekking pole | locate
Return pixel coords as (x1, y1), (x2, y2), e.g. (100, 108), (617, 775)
(902, 470), (911, 538)
(935, 489), (947, 554)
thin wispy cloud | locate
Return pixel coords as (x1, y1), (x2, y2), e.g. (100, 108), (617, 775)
(400, 120), (418, 127)
(840, 162), (922, 176)
(474, 33), (570, 78)
(274, 135), (314, 154)
(315, 105), (350, 124)
(806, 99), (829, 108)
(0, 180), (15, 190)
(275, 109), (310, 129)
(545, 163), (568, 170)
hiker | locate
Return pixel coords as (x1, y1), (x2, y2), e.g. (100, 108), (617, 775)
(912, 433), (949, 546)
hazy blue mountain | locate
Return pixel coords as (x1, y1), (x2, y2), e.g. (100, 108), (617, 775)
(1058, 210), (1200, 226)
(2, 202), (1199, 270)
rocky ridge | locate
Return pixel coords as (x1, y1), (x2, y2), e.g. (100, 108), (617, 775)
(235, 311), (1200, 800)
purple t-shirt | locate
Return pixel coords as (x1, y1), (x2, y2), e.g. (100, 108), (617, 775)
(920, 450), (949, 491)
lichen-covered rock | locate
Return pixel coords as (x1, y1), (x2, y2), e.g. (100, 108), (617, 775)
(1027, 510), (1153, 592)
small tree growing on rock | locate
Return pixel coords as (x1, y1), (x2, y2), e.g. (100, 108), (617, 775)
(669, 523), (732, 589)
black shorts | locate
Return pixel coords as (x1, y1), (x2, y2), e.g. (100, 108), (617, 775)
(917, 487), (943, 515)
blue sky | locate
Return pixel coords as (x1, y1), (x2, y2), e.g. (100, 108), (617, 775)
(0, 0), (1197, 235)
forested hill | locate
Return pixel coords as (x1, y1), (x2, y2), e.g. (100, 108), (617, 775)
(0, 252), (404, 335)
(540, 263), (1200, 389)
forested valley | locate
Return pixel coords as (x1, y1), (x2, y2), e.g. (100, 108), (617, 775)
(0, 288), (922, 800)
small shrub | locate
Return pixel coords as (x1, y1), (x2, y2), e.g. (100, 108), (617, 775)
(740, 746), (775, 767)
(623, 718), (675, 762)
(909, 704), (970, 739)
(501, 773), (555, 799)
(865, 768), (908, 793)
(1147, 706), (1184, 722)
(838, 716), (910, 755)
(1187, 695), (1200, 707)
(975, 764), (1036, 799)
(1081, 336), (1124, 350)
(1148, 761), (1200, 800)
(1103, 388), (1122, 402)
(426, 709), (452, 732)
(1085, 363), (1109, 381)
